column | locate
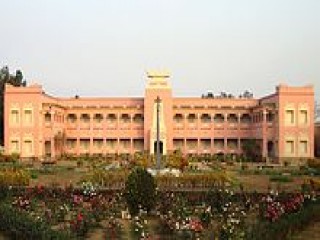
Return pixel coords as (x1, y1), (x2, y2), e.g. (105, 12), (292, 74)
(76, 138), (80, 156)
(211, 138), (214, 155)
(130, 138), (133, 155)
(51, 137), (55, 160)
(262, 109), (268, 159)
(238, 138), (241, 155)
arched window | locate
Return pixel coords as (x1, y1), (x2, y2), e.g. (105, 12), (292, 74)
(187, 113), (197, 123)
(80, 113), (90, 123)
(44, 112), (51, 122)
(240, 114), (251, 124)
(201, 114), (211, 123)
(106, 113), (117, 123)
(227, 114), (238, 123)
(120, 114), (131, 123)
(93, 113), (103, 123)
(133, 114), (144, 123)
(67, 114), (77, 123)
(173, 113), (184, 123)
(214, 114), (224, 123)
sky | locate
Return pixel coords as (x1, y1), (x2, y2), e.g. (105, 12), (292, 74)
(1, 0), (320, 99)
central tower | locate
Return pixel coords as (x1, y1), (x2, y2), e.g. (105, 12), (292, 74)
(144, 71), (173, 155)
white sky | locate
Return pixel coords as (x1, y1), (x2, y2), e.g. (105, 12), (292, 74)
(1, 0), (319, 99)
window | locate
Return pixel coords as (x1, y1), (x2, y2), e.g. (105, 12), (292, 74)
(24, 140), (33, 155)
(285, 140), (294, 154)
(187, 114), (197, 123)
(227, 114), (238, 124)
(285, 110), (294, 125)
(44, 113), (51, 123)
(300, 110), (308, 125)
(66, 139), (76, 149)
(173, 114), (184, 124)
(240, 114), (251, 124)
(299, 141), (308, 154)
(80, 114), (90, 123)
(24, 109), (33, 125)
(214, 114), (225, 123)
(10, 109), (19, 125)
(120, 114), (130, 124)
(201, 114), (211, 123)
(93, 114), (103, 123)
(173, 139), (184, 149)
(214, 139), (224, 149)
(201, 139), (211, 149)
(80, 139), (90, 150)
(93, 139), (103, 149)
(106, 114), (117, 123)
(186, 139), (197, 150)
(106, 139), (117, 149)
(227, 139), (238, 149)
(10, 140), (19, 153)
(133, 139), (144, 150)
(120, 139), (130, 149)
(133, 114), (144, 124)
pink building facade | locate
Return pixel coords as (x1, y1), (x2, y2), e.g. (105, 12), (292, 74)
(4, 72), (315, 163)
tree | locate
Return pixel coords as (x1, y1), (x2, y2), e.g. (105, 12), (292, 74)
(241, 138), (260, 161)
(124, 167), (157, 216)
(315, 101), (320, 121)
(166, 150), (188, 171)
(0, 66), (26, 145)
(133, 151), (152, 168)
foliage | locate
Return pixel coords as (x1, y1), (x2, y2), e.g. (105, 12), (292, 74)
(241, 138), (261, 162)
(269, 175), (293, 183)
(307, 158), (320, 170)
(81, 169), (128, 188)
(166, 150), (188, 171)
(156, 171), (232, 190)
(124, 167), (156, 216)
(0, 168), (30, 186)
(0, 66), (26, 145)
(0, 203), (72, 239)
(132, 151), (152, 168)
(247, 198), (320, 240)
(0, 153), (20, 163)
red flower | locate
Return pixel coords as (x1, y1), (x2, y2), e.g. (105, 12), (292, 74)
(77, 213), (84, 222)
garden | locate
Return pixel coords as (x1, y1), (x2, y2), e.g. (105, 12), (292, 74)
(0, 154), (320, 239)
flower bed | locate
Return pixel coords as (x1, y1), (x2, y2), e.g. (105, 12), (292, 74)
(247, 198), (320, 240)
(0, 167), (319, 239)
(0, 168), (30, 186)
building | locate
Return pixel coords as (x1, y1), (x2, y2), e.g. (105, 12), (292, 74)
(4, 71), (315, 163)
(315, 122), (320, 157)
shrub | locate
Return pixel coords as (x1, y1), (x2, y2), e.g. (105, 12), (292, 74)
(30, 171), (38, 179)
(0, 168), (30, 186)
(124, 167), (156, 216)
(307, 158), (320, 170)
(269, 175), (292, 183)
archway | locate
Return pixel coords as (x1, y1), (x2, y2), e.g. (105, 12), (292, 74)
(267, 141), (274, 158)
(154, 141), (163, 155)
